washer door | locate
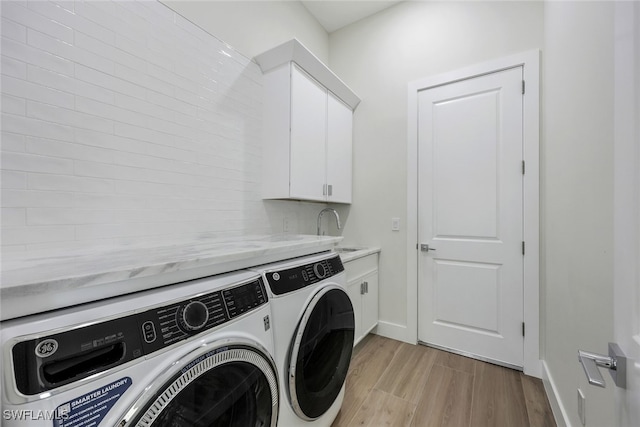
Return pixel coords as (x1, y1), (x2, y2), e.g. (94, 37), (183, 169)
(120, 339), (278, 427)
(288, 286), (355, 420)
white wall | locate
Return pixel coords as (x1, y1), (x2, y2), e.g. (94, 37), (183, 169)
(328, 1), (544, 335)
(0, 0), (328, 252)
(331, 4), (619, 425)
(162, 0), (329, 62)
(542, 2), (615, 425)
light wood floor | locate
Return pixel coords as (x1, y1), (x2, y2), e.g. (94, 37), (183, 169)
(332, 334), (556, 427)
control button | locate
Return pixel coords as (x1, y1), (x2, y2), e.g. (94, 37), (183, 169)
(301, 270), (309, 281)
(142, 321), (157, 343)
(272, 272), (280, 281)
(313, 262), (327, 279)
(179, 301), (209, 332)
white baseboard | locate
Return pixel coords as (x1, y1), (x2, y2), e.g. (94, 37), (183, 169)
(373, 320), (415, 344)
(541, 360), (571, 427)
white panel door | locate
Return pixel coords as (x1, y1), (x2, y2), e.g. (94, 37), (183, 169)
(418, 67), (524, 367)
(327, 92), (353, 203)
(290, 64), (327, 201)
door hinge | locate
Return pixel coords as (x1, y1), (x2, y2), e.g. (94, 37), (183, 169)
(522, 160), (525, 175)
(522, 241), (525, 255)
(522, 322), (525, 337)
(522, 80), (525, 95)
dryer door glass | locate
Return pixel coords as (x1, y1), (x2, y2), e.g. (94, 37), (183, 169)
(290, 288), (355, 420)
(130, 346), (278, 427)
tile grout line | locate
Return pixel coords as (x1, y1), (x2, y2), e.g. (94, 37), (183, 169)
(433, 360), (476, 377)
(519, 372), (534, 427)
(342, 337), (398, 427)
(467, 358), (478, 427)
(353, 341), (404, 426)
(406, 351), (437, 426)
(343, 392), (364, 427)
(370, 342), (403, 392)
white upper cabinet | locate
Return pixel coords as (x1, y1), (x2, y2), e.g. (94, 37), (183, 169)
(256, 39), (360, 204)
(327, 92), (353, 203)
(290, 65), (328, 201)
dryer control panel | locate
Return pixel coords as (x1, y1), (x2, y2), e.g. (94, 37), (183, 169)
(10, 277), (267, 396)
(265, 254), (344, 295)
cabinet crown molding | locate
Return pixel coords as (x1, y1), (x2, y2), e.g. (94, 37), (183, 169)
(255, 38), (360, 110)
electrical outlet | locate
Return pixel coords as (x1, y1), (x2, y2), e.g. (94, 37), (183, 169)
(578, 388), (586, 426)
(391, 217), (400, 231)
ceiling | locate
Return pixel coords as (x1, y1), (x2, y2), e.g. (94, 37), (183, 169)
(301, 1), (403, 33)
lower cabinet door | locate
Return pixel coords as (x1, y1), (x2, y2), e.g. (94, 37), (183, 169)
(347, 278), (363, 346)
(361, 271), (379, 337)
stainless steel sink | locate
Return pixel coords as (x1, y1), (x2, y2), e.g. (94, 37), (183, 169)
(333, 247), (362, 253)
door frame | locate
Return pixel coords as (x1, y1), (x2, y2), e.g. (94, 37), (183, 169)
(613, 1), (640, 424)
(406, 50), (541, 377)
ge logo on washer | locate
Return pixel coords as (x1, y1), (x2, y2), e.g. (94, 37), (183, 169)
(35, 339), (58, 358)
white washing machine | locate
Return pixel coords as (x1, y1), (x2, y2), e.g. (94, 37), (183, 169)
(1, 270), (279, 427)
(252, 252), (355, 427)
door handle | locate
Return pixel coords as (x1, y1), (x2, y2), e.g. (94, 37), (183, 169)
(420, 244), (436, 252)
(578, 343), (626, 388)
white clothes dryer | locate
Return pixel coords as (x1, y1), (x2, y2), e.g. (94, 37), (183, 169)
(252, 252), (355, 427)
(1, 270), (279, 427)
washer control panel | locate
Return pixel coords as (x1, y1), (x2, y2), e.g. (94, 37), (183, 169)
(11, 277), (267, 396)
(135, 279), (267, 353)
(265, 254), (344, 295)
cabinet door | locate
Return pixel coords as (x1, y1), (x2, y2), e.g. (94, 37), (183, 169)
(346, 278), (363, 346)
(290, 64), (327, 201)
(361, 270), (379, 337)
(326, 93), (353, 203)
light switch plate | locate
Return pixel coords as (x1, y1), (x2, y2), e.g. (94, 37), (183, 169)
(391, 217), (400, 231)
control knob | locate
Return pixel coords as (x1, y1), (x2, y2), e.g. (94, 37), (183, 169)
(179, 301), (209, 332)
(313, 262), (327, 279)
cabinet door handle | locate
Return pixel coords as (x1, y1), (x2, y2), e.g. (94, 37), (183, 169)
(323, 184), (327, 196)
(360, 282), (365, 295)
(364, 281), (368, 293)
(328, 184), (333, 196)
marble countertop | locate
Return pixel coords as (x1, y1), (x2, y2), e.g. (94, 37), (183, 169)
(337, 246), (381, 263)
(1, 234), (342, 322)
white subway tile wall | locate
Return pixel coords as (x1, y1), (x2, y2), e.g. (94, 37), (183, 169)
(1, 0), (321, 252)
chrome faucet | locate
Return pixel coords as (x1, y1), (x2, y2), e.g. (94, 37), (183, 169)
(317, 208), (341, 236)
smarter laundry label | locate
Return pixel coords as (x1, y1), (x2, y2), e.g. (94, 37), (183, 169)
(53, 377), (131, 427)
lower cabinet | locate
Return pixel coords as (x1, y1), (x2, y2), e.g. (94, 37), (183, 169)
(344, 253), (379, 347)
